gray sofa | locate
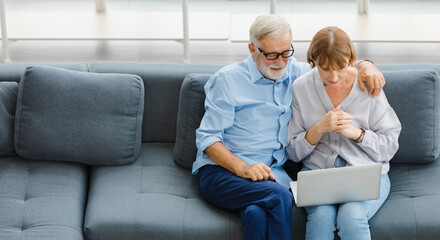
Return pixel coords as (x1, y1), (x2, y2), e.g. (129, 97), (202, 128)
(1, 62), (440, 240)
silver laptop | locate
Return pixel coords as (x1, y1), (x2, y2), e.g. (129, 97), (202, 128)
(290, 164), (382, 207)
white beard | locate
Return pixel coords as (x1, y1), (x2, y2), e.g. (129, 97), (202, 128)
(257, 56), (287, 80)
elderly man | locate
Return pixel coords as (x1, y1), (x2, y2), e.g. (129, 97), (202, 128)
(192, 14), (384, 240)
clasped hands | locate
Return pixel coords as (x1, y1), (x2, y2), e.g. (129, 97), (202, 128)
(314, 105), (362, 140)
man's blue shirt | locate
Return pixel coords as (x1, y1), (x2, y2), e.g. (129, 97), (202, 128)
(192, 54), (310, 189)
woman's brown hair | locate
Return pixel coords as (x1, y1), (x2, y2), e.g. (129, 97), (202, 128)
(307, 26), (356, 69)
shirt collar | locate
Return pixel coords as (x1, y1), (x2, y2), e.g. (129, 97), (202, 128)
(246, 54), (291, 84)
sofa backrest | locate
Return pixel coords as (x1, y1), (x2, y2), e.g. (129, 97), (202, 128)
(0, 81), (18, 157)
(378, 64), (440, 74)
(3, 63), (439, 166)
(0, 63), (89, 82)
(90, 62), (222, 143)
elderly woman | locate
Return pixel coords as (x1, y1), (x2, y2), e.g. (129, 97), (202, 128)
(286, 26), (401, 240)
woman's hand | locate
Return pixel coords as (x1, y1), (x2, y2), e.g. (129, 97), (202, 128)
(316, 105), (353, 134)
(338, 125), (363, 141)
(305, 105), (352, 145)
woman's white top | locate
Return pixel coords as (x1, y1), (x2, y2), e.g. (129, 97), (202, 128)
(286, 68), (402, 174)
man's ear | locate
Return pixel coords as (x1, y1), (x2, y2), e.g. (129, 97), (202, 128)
(248, 43), (256, 54)
(248, 43), (258, 59)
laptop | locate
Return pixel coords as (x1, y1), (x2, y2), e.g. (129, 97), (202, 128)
(290, 164), (382, 207)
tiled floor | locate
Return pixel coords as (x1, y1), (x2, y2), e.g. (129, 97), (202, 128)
(2, 0), (440, 65)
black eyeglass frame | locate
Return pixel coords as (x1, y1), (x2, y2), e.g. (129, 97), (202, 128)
(257, 44), (295, 60)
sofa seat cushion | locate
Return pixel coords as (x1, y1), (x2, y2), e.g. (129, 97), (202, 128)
(0, 156), (88, 240)
(370, 160), (440, 239)
(14, 65), (144, 165)
(85, 143), (243, 240)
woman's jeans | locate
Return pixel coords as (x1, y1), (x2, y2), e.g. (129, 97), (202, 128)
(198, 164), (293, 240)
(302, 163), (391, 240)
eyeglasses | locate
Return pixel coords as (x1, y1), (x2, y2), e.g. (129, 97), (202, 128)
(258, 44), (294, 60)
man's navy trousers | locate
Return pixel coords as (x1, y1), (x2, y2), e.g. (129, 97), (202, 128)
(198, 165), (293, 240)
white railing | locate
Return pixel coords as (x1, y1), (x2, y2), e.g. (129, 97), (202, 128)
(0, 0), (11, 63)
(0, 0), (371, 64)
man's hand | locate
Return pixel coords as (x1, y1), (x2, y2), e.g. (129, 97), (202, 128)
(239, 162), (275, 181)
(204, 141), (275, 181)
(357, 60), (385, 97)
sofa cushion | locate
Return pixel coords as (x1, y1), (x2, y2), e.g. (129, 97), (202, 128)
(173, 74), (212, 168)
(90, 63), (223, 143)
(0, 82), (18, 157)
(383, 69), (440, 163)
(85, 143), (243, 240)
(369, 160), (440, 239)
(0, 156), (88, 240)
(14, 65), (144, 165)
(0, 63), (88, 157)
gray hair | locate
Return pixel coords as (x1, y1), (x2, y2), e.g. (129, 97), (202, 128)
(249, 15), (292, 48)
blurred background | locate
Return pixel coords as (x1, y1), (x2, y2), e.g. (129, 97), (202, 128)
(2, 0), (440, 64)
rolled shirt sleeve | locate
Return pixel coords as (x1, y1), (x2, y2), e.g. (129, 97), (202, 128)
(196, 72), (234, 153)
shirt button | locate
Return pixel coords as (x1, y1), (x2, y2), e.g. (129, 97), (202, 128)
(333, 140), (338, 144)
